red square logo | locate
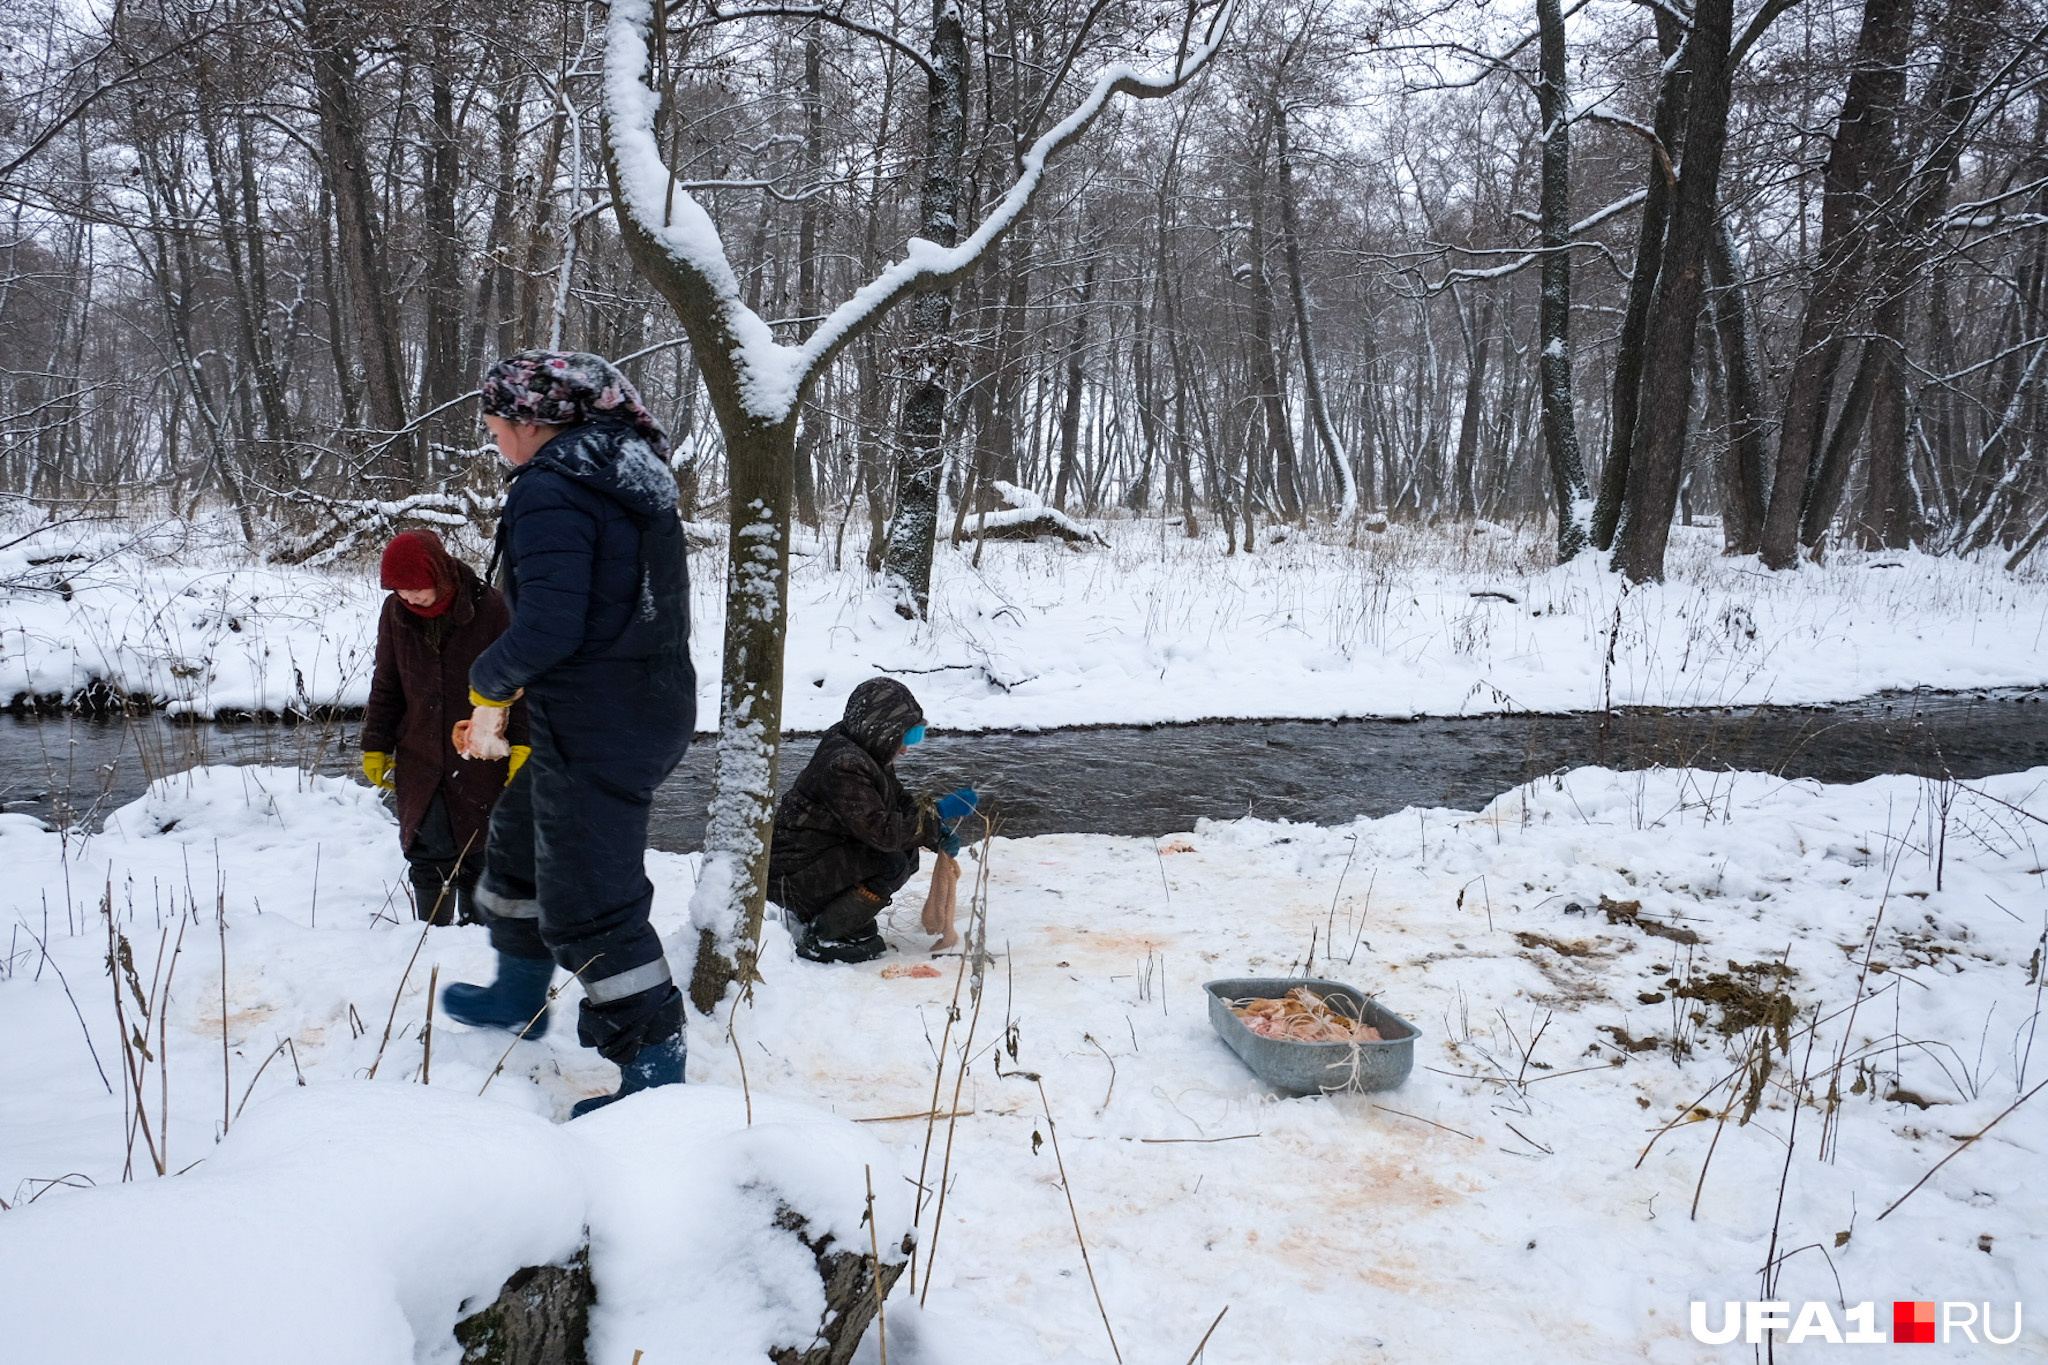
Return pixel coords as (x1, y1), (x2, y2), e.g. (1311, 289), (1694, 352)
(1893, 1301), (1936, 1343)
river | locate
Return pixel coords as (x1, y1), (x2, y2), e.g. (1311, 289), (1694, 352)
(5, 688), (2043, 849)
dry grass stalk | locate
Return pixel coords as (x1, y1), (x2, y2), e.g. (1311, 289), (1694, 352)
(420, 965), (439, 1084)
(104, 874), (186, 1180)
(728, 992), (752, 1125)
(1370, 1104), (1480, 1142)
(854, 1109), (973, 1124)
(22, 914), (110, 1093)
(366, 921), (433, 1080)
(920, 816), (997, 1305)
(1821, 875), (1899, 1162)
(156, 915), (187, 1174)
(1757, 1023), (1826, 1364)
(1877, 1074), (2048, 1221)
(1636, 988), (1879, 1169)
(865, 1163), (888, 1365)
(218, 892), (230, 1134)
(1182, 1305), (1229, 1364)
(232, 1038), (290, 1120)
(1036, 1076), (1121, 1364)
(908, 861), (978, 1293)
(476, 956), (595, 1097)
(1138, 1134), (1261, 1144)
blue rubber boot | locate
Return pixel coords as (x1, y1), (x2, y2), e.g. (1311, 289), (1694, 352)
(440, 953), (554, 1039)
(571, 1031), (686, 1118)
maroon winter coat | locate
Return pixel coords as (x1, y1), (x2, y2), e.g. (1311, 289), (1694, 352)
(360, 562), (530, 854)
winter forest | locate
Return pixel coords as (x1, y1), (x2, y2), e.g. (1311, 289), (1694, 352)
(4, 0), (2048, 1362)
(7, 0), (2048, 572)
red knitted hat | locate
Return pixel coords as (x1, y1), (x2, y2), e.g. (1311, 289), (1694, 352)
(380, 530), (455, 596)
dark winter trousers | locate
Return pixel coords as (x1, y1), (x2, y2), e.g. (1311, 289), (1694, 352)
(407, 794), (480, 927)
(803, 849), (918, 939)
(474, 660), (692, 1063)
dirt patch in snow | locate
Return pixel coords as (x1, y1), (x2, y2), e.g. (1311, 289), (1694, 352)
(1597, 895), (1704, 946)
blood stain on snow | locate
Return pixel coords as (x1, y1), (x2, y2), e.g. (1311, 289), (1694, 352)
(1060, 930), (1170, 958)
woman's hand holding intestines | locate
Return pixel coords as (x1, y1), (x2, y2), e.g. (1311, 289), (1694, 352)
(454, 703), (512, 760)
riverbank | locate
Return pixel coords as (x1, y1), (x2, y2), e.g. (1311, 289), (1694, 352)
(6, 511), (2046, 727)
(3, 762), (2042, 1360)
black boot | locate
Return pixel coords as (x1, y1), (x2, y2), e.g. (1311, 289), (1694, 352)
(409, 862), (460, 927)
(795, 916), (887, 964)
(453, 868), (483, 927)
(813, 884), (888, 937)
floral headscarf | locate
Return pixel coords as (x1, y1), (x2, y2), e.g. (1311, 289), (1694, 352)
(479, 350), (669, 460)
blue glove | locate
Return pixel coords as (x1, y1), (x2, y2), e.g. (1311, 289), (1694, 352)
(937, 787), (979, 823)
(939, 828), (963, 859)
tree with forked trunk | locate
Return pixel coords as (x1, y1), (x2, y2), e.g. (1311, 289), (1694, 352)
(1610, 0), (1739, 582)
(600, 0), (1237, 1011)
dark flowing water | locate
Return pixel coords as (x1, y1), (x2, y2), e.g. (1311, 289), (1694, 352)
(3, 689), (2044, 850)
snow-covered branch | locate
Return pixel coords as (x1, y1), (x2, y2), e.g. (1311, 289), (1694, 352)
(700, 5), (939, 79)
(1423, 189), (1649, 290)
(602, 0), (1235, 426)
(268, 489), (498, 566)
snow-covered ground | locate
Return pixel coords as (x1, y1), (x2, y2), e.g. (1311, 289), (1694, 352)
(6, 510), (2047, 724)
(3, 762), (2043, 1360)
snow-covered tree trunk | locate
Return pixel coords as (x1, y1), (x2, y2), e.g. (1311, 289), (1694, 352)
(686, 419), (797, 1011)
(600, 6), (807, 1011)
(601, 0), (1235, 1008)
(1534, 0), (1592, 561)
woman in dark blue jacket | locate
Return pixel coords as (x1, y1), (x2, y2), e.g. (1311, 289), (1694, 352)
(441, 350), (695, 1117)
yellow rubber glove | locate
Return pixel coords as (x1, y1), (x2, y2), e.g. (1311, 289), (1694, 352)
(507, 745), (531, 785)
(361, 751), (395, 790)
(468, 687), (518, 708)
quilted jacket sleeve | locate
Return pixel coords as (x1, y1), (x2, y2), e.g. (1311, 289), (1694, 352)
(470, 472), (600, 700)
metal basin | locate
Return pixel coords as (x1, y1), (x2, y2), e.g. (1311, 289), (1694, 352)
(1204, 977), (1418, 1096)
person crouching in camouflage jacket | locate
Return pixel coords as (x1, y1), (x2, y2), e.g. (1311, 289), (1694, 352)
(768, 678), (977, 963)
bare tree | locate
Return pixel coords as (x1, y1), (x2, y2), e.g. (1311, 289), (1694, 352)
(1611, 0), (1738, 582)
(1533, 0), (1592, 558)
(600, 0), (1236, 1009)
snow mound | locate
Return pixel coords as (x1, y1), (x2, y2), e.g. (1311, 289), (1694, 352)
(100, 765), (395, 850)
(0, 1083), (585, 1365)
(578, 1086), (913, 1363)
(0, 1082), (912, 1365)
